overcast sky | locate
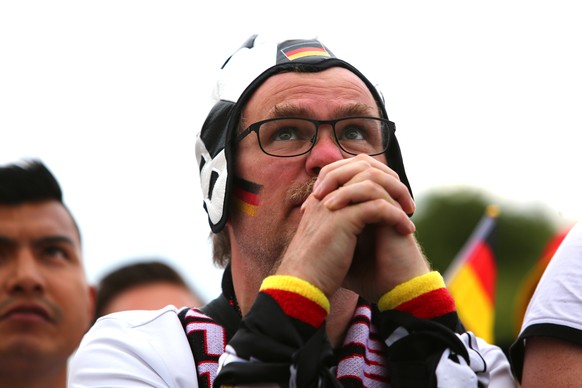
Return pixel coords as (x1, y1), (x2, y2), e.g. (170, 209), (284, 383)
(1, 1), (581, 301)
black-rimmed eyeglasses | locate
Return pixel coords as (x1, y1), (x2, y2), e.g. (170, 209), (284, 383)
(234, 116), (394, 157)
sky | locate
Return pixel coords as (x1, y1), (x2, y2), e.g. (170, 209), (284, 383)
(1, 1), (581, 302)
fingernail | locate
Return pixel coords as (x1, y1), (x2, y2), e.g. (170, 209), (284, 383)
(409, 218), (416, 232)
(313, 180), (321, 195)
(323, 194), (336, 209)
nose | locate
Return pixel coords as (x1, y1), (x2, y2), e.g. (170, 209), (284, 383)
(305, 127), (344, 175)
(4, 249), (45, 295)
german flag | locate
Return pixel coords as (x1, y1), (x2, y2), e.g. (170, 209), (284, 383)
(280, 40), (331, 61)
(444, 205), (499, 343)
(232, 178), (262, 216)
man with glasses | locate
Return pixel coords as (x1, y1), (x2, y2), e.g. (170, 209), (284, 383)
(69, 35), (514, 387)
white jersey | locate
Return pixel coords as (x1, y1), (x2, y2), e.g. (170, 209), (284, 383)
(69, 306), (197, 387)
(68, 302), (515, 387)
(510, 221), (582, 379)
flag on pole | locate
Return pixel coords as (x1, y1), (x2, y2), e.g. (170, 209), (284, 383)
(444, 205), (499, 343)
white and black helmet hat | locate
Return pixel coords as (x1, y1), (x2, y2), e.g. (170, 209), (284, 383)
(195, 34), (412, 233)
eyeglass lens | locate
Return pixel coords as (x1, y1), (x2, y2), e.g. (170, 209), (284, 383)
(257, 118), (389, 157)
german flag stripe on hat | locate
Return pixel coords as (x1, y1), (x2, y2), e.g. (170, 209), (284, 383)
(278, 40), (333, 63)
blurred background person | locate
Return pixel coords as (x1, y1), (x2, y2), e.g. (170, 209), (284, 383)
(0, 159), (95, 388)
(94, 259), (204, 319)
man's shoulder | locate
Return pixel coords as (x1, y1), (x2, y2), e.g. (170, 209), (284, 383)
(70, 305), (197, 386)
(87, 305), (192, 352)
(95, 304), (185, 329)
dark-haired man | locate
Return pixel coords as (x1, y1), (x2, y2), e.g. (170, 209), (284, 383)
(0, 160), (95, 388)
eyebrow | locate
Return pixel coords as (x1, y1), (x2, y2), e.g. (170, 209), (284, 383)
(0, 235), (76, 248)
(239, 102), (380, 131)
(34, 235), (76, 246)
(272, 102), (377, 118)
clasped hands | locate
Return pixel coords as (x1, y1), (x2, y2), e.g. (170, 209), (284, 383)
(276, 154), (430, 303)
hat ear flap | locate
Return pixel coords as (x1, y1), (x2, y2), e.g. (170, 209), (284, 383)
(196, 101), (237, 232)
(386, 127), (414, 213)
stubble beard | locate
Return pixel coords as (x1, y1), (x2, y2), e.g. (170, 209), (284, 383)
(234, 177), (317, 280)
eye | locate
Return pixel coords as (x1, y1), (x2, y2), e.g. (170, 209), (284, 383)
(262, 119), (313, 144)
(273, 126), (299, 141)
(41, 245), (70, 261)
(0, 242), (15, 265)
(340, 126), (366, 141)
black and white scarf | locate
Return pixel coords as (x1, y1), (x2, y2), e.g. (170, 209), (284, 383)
(178, 268), (390, 387)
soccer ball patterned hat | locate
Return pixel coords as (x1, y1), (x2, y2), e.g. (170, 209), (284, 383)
(195, 34), (412, 233)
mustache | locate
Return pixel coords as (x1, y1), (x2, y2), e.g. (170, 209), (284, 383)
(289, 177), (317, 206)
